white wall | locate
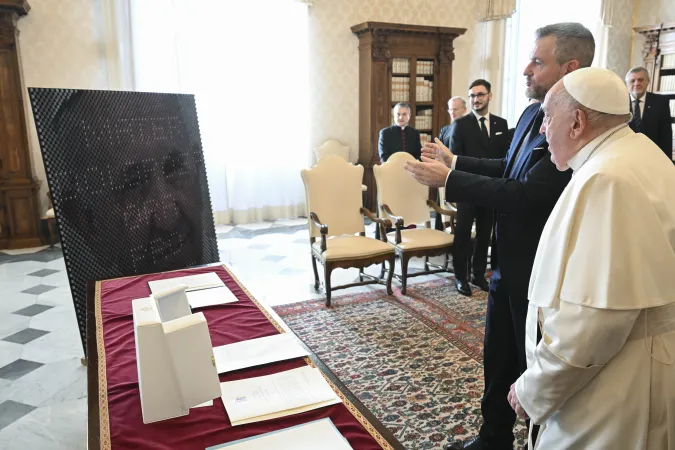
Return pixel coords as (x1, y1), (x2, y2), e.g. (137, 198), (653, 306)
(18, 0), (109, 213)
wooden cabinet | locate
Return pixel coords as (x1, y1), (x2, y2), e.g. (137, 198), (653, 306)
(351, 22), (465, 210)
(635, 21), (675, 159)
(0, 0), (41, 249)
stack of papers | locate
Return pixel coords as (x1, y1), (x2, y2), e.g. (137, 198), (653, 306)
(148, 272), (238, 309)
(206, 418), (353, 449)
(220, 366), (341, 426)
(213, 333), (310, 374)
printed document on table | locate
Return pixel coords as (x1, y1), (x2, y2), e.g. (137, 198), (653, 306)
(148, 272), (238, 308)
(148, 272), (224, 293)
(205, 418), (353, 450)
(220, 366), (341, 426)
(213, 333), (310, 373)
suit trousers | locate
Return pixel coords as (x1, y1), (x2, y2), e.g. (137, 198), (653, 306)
(478, 273), (529, 448)
(452, 202), (492, 281)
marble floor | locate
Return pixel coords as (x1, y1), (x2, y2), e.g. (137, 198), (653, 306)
(0, 218), (453, 449)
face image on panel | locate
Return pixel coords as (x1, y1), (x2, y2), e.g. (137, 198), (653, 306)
(28, 89), (219, 353)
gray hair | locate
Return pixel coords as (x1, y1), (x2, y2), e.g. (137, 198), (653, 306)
(393, 102), (411, 113)
(555, 87), (631, 129)
(535, 22), (595, 68)
(625, 66), (650, 81)
(448, 96), (467, 107)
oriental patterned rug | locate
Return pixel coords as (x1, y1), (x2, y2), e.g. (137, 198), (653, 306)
(273, 278), (527, 450)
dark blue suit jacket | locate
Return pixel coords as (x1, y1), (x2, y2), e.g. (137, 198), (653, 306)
(444, 103), (572, 296)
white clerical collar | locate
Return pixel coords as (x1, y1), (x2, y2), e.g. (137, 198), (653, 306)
(567, 123), (632, 172)
(472, 110), (489, 122)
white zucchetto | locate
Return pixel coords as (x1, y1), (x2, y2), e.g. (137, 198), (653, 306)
(562, 67), (630, 115)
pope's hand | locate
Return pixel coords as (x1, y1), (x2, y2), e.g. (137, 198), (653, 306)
(403, 156), (450, 188)
(507, 383), (529, 420)
(422, 138), (454, 167)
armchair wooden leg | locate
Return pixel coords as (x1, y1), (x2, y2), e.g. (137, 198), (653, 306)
(400, 255), (409, 295)
(379, 262), (386, 279)
(386, 256), (395, 295)
(445, 252), (450, 271)
(324, 263), (333, 307)
(424, 255), (429, 272)
(311, 254), (320, 291)
(359, 267), (364, 282)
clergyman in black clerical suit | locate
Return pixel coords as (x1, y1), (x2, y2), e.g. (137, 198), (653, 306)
(625, 66), (673, 160)
(378, 102), (422, 162)
(449, 79), (510, 296)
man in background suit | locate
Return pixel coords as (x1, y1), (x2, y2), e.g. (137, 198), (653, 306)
(626, 66), (673, 159)
(449, 79), (510, 296)
(405, 22), (594, 450)
(439, 96), (468, 147)
(378, 102), (422, 162)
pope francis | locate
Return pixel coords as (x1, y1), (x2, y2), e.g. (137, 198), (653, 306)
(508, 67), (675, 449)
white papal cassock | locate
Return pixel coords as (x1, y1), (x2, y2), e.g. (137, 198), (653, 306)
(515, 124), (675, 450)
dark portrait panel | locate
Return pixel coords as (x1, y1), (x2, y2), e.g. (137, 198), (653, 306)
(28, 89), (219, 354)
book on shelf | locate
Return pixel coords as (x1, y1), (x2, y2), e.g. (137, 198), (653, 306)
(670, 99), (675, 117)
(661, 75), (675, 92)
(391, 76), (410, 102)
(663, 54), (675, 70)
(393, 58), (410, 74)
(414, 115), (432, 130)
(420, 133), (432, 145)
(417, 61), (434, 75)
(415, 77), (433, 102)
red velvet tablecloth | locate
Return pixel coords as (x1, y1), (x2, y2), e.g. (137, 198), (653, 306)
(94, 265), (392, 450)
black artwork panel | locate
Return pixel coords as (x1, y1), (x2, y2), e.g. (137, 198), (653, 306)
(28, 89), (219, 354)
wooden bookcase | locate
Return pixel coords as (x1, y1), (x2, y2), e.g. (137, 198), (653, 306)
(635, 21), (675, 160)
(351, 22), (466, 210)
(0, 0), (42, 249)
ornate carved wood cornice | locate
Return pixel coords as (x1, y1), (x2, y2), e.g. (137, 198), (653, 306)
(351, 21), (466, 39)
(0, 0), (30, 16)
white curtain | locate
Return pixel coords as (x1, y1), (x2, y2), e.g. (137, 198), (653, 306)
(500, 0), (604, 125)
(129, 0), (310, 225)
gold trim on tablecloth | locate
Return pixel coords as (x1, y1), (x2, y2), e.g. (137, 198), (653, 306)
(95, 264), (394, 450)
(95, 281), (112, 450)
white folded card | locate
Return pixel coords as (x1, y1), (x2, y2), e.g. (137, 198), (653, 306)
(206, 418), (353, 450)
(220, 366), (341, 426)
(148, 272), (238, 309)
(132, 297), (221, 424)
(213, 333), (310, 374)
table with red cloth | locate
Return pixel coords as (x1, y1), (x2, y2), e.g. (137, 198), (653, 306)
(86, 264), (404, 450)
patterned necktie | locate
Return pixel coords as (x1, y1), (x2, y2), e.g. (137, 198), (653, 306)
(401, 127), (406, 152)
(633, 99), (642, 132)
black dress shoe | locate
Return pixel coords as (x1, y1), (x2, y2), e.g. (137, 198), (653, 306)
(455, 278), (472, 296)
(471, 276), (490, 292)
(444, 436), (486, 450)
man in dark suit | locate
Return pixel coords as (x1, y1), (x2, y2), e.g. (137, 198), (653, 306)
(625, 66), (673, 159)
(439, 96), (468, 147)
(404, 22), (595, 450)
(378, 102), (422, 162)
(449, 79), (510, 296)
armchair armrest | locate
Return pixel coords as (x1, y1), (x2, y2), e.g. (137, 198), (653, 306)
(427, 199), (456, 217)
(380, 204), (403, 244)
(360, 207), (391, 242)
(309, 212), (328, 252)
(426, 199), (457, 234)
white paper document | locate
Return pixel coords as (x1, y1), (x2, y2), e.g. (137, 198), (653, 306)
(205, 418), (353, 450)
(149, 272), (224, 294)
(148, 272), (238, 309)
(220, 366), (341, 426)
(213, 333), (310, 374)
